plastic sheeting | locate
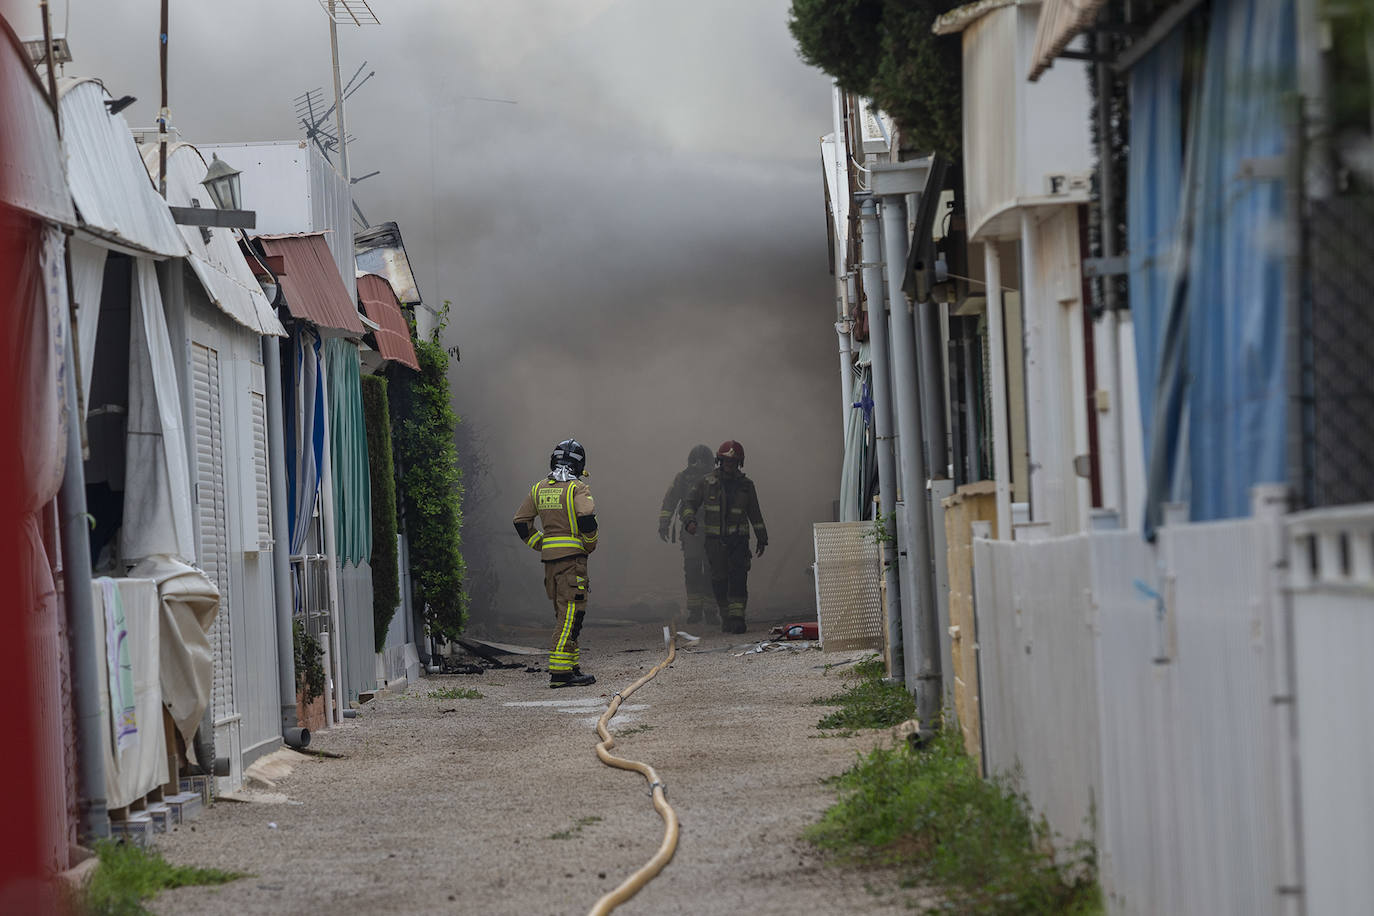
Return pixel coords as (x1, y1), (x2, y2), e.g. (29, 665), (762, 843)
(1128, 0), (1295, 534)
(838, 365), (873, 522)
(325, 338), (371, 566)
(286, 327), (324, 555)
(121, 259), (196, 562)
(91, 577), (168, 810)
(127, 556), (219, 757)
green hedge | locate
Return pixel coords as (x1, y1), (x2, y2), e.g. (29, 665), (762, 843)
(362, 374), (400, 651)
(390, 303), (468, 642)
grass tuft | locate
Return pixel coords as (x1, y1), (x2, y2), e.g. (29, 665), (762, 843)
(84, 839), (246, 915)
(805, 730), (1101, 915)
(812, 657), (915, 731)
(427, 686), (482, 700)
(549, 815), (602, 840)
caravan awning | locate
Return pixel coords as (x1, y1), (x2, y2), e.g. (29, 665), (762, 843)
(1028, 0), (1107, 81)
(143, 142), (285, 337)
(257, 233), (364, 335)
(356, 273), (419, 370)
(0, 18), (74, 225)
(59, 78), (185, 257)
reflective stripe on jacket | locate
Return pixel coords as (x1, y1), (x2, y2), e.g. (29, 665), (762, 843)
(681, 472), (767, 543)
(513, 477), (597, 561)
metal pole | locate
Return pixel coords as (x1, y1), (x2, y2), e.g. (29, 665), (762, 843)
(59, 328), (109, 841)
(328, 1), (350, 183)
(859, 198), (903, 680)
(263, 336), (300, 737)
(317, 346), (348, 720)
(985, 243), (1013, 539)
(881, 197), (940, 722)
(158, 0), (168, 198)
(1284, 95), (1311, 509)
(836, 319), (854, 432)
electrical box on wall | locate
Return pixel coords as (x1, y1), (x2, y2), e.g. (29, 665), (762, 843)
(1044, 171), (1092, 196)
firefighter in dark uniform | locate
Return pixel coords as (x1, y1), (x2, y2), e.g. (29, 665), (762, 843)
(681, 440), (768, 634)
(658, 444), (716, 625)
(513, 439), (599, 688)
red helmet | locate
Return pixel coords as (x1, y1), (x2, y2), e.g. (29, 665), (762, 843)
(715, 440), (744, 466)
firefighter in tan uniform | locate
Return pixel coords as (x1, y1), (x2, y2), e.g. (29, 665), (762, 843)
(682, 440), (767, 634)
(513, 439), (599, 688)
(658, 444), (715, 625)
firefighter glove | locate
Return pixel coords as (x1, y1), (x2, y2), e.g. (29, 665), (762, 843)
(684, 520), (698, 536)
(658, 519), (671, 542)
(755, 541), (767, 558)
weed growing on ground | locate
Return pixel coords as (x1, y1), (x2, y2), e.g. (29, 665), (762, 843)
(427, 686), (482, 700)
(615, 724), (654, 737)
(811, 657), (915, 731)
(549, 816), (602, 840)
(805, 729), (1101, 915)
(83, 839), (246, 914)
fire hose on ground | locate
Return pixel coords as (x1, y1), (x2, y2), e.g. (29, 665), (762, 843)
(587, 627), (683, 916)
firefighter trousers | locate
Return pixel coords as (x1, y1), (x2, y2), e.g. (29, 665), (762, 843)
(544, 555), (588, 674)
(682, 547), (713, 621)
(703, 535), (751, 623)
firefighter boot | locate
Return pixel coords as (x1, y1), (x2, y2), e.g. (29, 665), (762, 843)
(550, 671), (596, 688)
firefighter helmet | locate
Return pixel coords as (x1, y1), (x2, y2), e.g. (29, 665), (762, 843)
(715, 440), (744, 467)
(688, 444), (713, 467)
(550, 438), (586, 476)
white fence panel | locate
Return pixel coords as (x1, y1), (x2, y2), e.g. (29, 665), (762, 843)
(1288, 506), (1374, 916)
(1156, 517), (1285, 916)
(973, 534), (1100, 849)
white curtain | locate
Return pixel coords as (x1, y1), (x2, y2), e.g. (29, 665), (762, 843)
(121, 258), (195, 563)
(69, 237), (108, 415)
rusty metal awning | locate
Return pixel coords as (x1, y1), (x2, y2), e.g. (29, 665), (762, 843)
(356, 273), (418, 370)
(1029, 0), (1108, 81)
(257, 233), (364, 335)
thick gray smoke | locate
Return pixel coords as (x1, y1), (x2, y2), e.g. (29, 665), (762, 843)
(18, 0), (840, 625)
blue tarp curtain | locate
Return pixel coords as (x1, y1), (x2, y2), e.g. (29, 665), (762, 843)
(285, 327), (324, 555)
(324, 337), (371, 567)
(1127, 0), (1295, 537)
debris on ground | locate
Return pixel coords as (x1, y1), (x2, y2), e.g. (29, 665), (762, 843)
(734, 640), (822, 656)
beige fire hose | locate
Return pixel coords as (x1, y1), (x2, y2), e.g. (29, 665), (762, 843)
(587, 627), (682, 916)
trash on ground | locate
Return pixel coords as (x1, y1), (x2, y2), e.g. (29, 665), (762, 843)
(769, 622), (820, 640)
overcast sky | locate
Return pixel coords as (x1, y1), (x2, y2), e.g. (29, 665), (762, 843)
(10, 0), (841, 625)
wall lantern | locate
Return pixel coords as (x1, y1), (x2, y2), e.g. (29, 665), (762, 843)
(200, 153), (242, 211)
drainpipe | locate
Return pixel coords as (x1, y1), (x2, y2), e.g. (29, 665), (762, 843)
(1096, 43), (1128, 524)
(836, 316), (854, 434)
(859, 198), (903, 680)
(263, 334), (306, 746)
(857, 197), (901, 678)
(59, 329), (109, 841)
(984, 243), (1013, 539)
(880, 197), (940, 723)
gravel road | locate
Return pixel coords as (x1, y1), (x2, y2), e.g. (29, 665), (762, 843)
(150, 620), (935, 915)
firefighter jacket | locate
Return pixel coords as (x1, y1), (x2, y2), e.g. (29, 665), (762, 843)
(681, 471), (767, 545)
(513, 476), (598, 561)
(660, 464), (710, 540)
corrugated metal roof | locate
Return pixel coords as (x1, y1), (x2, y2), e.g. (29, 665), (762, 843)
(58, 78), (185, 257)
(354, 221), (422, 305)
(257, 233), (364, 335)
(1028, 0), (1108, 81)
(0, 17), (74, 225)
(140, 141), (285, 337)
(356, 273), (418, 370)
